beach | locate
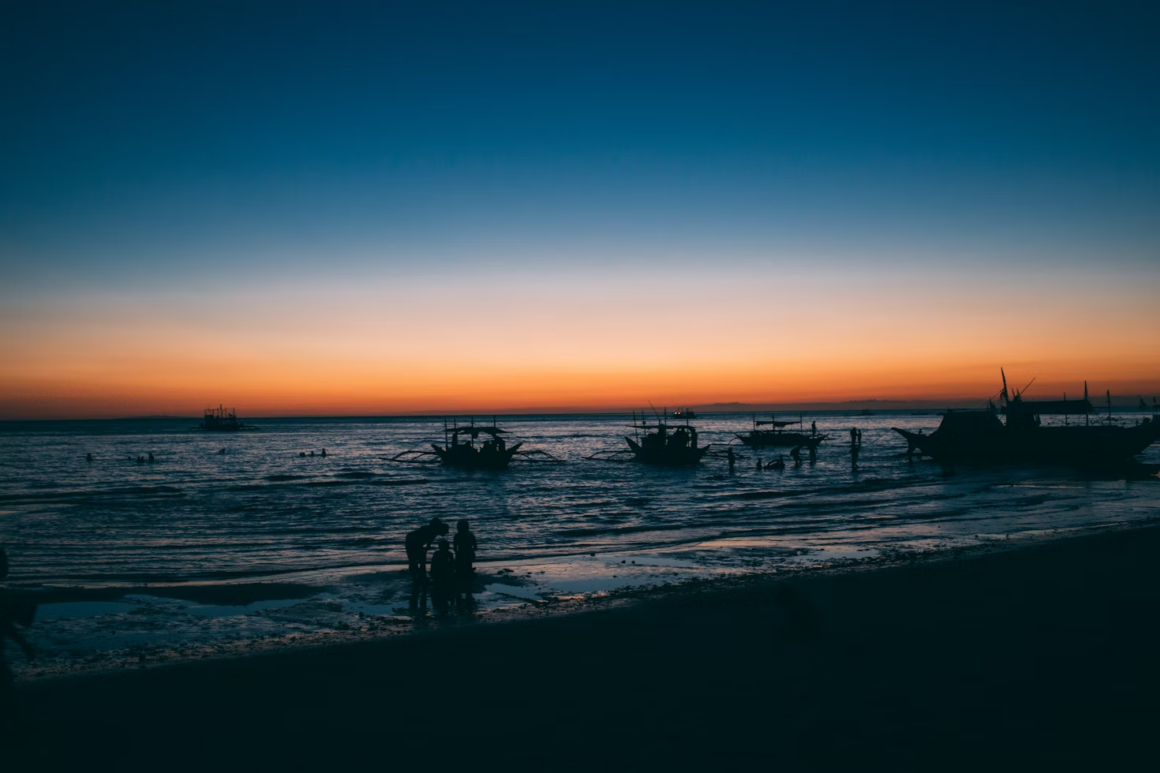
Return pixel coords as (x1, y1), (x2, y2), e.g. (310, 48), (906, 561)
(10, 521), (1160, 769)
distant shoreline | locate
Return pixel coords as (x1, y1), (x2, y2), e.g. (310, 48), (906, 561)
(4, 401), (1156, 423)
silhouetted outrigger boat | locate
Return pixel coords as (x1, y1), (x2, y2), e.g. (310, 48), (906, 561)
(893, 370), (1160, 465)
(587, 411), (719, 467)
(388, 418), (562, 471)
(196, 405), (257, 431)
(735, 414), (825, 450)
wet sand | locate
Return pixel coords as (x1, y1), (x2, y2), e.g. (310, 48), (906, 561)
(11, 523), (1160, 769)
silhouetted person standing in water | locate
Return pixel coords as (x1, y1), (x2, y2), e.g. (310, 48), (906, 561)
(405, 518), (449, 582)
(811, 421), (817, 436)
(791, 446), (802, 466)
(755, 459), (763, 471)
(851, 444), (860, 469)
(726, 447), (736, 473)
(454, 520), (477, 579)
(1, 547), (35, 735)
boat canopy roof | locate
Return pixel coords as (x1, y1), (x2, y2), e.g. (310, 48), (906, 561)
(1003, 398), (1093, 416)
(448, 426), (507, 438)
(755, 420), (793, 427)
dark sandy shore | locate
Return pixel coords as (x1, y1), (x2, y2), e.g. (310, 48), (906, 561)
(10, 523), (1160, 770)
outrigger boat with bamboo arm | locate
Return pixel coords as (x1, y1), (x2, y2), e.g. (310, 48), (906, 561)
(892, 369), (1160, 464)
(587, 410), (729, 467)
(388, 418), (562, 471)
(735, 414), (825, 450)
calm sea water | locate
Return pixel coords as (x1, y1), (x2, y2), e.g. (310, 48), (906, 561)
(3, 412), (1158, 586)
(3, 412), (1158, 677)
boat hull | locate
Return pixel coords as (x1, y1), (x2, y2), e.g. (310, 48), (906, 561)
(433, 442), (523, 471)
(736, 432), (824, 450)
(893, 421), (1160, 464)
(625, 438), (710, 467)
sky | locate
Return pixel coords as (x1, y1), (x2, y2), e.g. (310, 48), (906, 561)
(2, 1), (1158, 418)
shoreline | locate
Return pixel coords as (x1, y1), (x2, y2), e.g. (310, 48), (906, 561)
(13, 521), (1160, 767)
(12, 516), (1152, 684)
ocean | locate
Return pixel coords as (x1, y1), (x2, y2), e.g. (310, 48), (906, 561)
(2, 412), (1158, 677)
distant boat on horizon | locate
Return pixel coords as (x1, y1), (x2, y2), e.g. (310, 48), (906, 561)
(197, 406), (256, 432)
(672, 408), (697, 419)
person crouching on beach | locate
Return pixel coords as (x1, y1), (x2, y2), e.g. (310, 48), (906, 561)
(454, 519), (477, 579)
(405, 518), (449, 583)
(429, 540), (456, 587)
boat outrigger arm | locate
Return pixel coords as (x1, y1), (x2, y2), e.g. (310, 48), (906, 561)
(585, 444), (742, 463)
(388, 419), (563, 469)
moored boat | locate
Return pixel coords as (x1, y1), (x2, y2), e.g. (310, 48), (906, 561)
(389, 418), (561, 471)
(588, 412), (711, 467)
(735, 414), (825, 450)
(893, 371), (1160, 464)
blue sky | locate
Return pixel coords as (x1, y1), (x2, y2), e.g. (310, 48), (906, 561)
(2, 1), (1158, 415)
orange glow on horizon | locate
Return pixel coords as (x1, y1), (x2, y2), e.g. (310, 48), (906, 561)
(3, 267), (1157, 419)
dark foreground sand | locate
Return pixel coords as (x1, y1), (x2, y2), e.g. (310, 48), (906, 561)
(10, 524), (1160, 770)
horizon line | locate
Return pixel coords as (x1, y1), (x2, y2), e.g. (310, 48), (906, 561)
(4, 395), (1157, 422)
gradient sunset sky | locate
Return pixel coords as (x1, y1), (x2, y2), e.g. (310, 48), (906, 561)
(2, 1), (1158, 418)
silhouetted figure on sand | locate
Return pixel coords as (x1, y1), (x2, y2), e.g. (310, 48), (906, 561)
(429, 540), (456, 615)
(430, 539), (455, 586)
(454, 520), (477, 579)
(1, 548), (36, 734)
(405, 518), (449, 582)
(726, 447), (736, 473)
